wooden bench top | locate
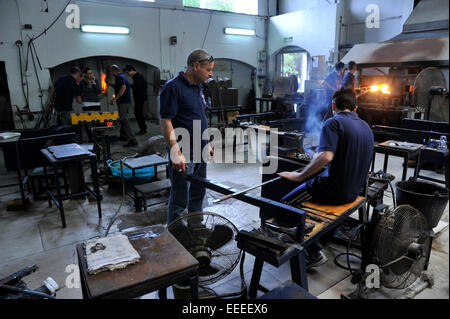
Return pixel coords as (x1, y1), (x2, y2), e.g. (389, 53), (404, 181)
(301, 196), (366, 239)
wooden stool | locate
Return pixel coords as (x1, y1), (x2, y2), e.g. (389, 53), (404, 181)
(245, 196), (369, 299)
(41, 146), (102, 228)
(299, 196), (370, 269)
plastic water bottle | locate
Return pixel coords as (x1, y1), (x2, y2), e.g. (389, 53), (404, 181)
(439, 136), (447, 150)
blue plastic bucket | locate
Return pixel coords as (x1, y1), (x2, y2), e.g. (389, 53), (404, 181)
(107, 160), (155, 181)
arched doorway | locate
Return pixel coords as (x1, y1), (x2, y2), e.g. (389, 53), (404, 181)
(273, 46), (310, 93)
(50, 56), (160, 120)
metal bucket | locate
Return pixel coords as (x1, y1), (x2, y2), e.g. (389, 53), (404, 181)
(396, 180), (449, 228)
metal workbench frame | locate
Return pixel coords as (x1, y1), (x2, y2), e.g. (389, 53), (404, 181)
(187, 175), (371, 297)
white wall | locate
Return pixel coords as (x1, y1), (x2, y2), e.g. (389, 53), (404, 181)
(268, 4), (338, 59)
(339, 0), (414, 45)
(277, 0), (415, 45)
(0, 0), (271, 128)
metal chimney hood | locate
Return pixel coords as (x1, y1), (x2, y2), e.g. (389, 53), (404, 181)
(342, 0), (449, 67)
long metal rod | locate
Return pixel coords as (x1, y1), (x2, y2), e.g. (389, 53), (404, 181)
(212, 168), (303, 204)
(187, 175), (307, 218)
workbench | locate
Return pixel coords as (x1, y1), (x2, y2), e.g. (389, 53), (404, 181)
(206, 105), (243, 127)
(76, 225), (199, 299)
(414, 147), (449, 188)
(371, 140), (423, 181)
(41, 145), (102, 228)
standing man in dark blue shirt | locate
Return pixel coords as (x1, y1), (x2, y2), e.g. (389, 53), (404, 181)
(110, 65), (137, 147)
(124, 65), (148, 136)
(321, 62), (345, 120)
(341, 61), (357, 92)
(52, 66), (82, 126)
(160, 49), (214, 226)
(277, 88), (374, 267)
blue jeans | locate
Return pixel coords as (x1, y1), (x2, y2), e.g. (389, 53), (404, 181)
(167, 161), (207, 225)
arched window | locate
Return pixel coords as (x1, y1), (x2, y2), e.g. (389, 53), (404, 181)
(276, 47), (309, 93)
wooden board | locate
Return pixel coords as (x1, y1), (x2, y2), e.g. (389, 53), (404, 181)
(301, 196), (365, 238)
(301, 196), (365, 216)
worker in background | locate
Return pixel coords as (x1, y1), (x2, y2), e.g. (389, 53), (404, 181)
(341, 61), (357, 92)
(110, 65), (138, 147)
(80, 67), (102, 142)
(160, 49), (215, 226)
(277, 88), (374, 268)
(124, 65), (148, 136)
(80, 67), (102, 107)
(321, 62), (345, 120)
(52, 66), (82, 126)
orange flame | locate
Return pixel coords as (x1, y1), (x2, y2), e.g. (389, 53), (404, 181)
(369, 84), (391, 94)
(101, 72), (108, 94)
(370, 85), (379, 92)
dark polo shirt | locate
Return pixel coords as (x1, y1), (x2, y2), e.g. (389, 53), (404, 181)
(160, 72), (209, 161)
(54, 75), (81, 111)
(114, 73), (131, 104)
(306, 111), (374, 204)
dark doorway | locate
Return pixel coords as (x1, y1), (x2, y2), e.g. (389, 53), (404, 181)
(0, 61), (15, 130)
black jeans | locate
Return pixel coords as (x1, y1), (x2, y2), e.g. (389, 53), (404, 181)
(134, 100), (147, 132)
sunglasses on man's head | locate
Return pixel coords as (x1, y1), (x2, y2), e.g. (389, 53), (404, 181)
(196, 55), (214, 64)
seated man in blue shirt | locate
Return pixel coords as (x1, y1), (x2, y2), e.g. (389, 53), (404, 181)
(160, 49), (214, 226)
(277, 87), (374, 267)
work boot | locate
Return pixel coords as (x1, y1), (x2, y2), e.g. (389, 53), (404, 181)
(306, 250), (328, 269)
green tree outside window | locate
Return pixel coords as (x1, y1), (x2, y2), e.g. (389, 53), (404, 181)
(183, 0), (257, 15)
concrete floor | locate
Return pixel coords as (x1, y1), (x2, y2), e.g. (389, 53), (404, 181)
(0, 121), (448, 299)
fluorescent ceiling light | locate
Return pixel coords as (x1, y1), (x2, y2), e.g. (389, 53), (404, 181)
(81, 25), (130, 34)
(224, 28), (255, 36)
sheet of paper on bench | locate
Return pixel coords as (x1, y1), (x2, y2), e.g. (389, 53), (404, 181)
(85, 234), (141, 275)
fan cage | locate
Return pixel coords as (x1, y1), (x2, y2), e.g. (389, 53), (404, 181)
(168, 211), (241, 286)
(370, 205), (430, 289)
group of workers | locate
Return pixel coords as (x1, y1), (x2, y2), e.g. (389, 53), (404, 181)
(52, 64), (148, 146)
(159, 49), (373, 268)
(53, 49), (372, 270)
